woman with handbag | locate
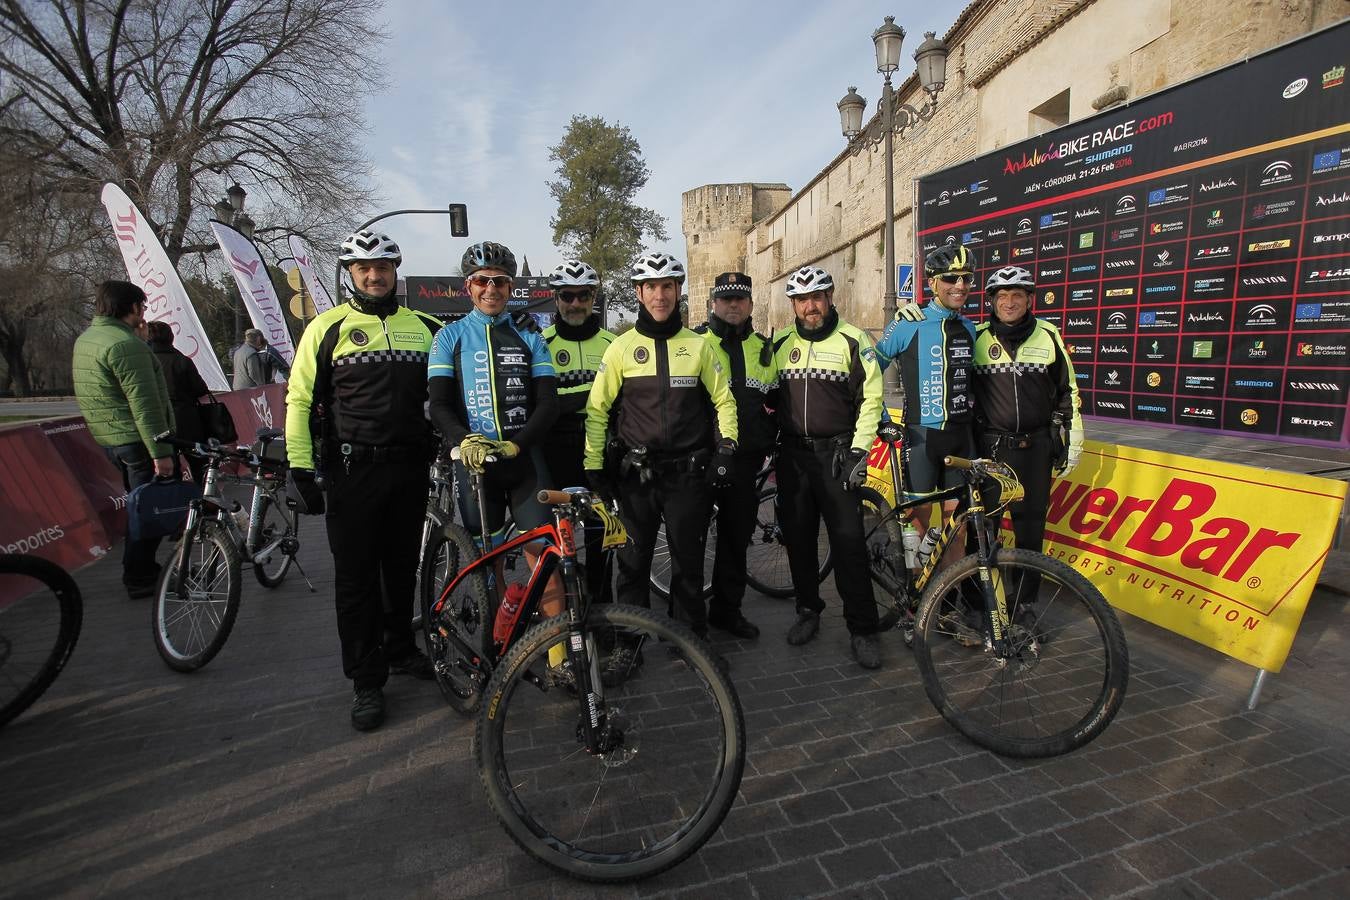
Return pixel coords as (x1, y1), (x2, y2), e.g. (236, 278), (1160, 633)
(147, 320), (211, 483)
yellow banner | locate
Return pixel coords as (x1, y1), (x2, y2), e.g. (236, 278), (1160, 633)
(1044, 440), (1345, 672)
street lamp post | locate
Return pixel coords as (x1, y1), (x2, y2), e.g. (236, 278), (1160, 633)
(212, 182), (256, 339)
(837, 18), (949, 397)
(332, 204), (469, 304)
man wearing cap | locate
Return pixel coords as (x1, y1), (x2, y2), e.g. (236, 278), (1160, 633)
(877, 244), (979, 562)
(694, 272), (777, 640)
(772, 265), (886, 669)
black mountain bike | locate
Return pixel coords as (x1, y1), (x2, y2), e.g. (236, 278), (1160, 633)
(861, 422), (1129, 758)
(0, 554), (82, 729)
(420, 458), (745, 882)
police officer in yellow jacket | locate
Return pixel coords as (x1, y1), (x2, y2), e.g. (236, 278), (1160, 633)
(542, 259), (615, 604)
(973, 265), (1083, 556)
(773, 266), (886, 669)
(285, 229), (441, 732)
(584, 252), (737, 682)
(695, 272), (777, 640)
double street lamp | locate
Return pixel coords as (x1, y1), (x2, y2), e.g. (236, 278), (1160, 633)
(837, 17), (950, 345)
(212, 182), (256, 338)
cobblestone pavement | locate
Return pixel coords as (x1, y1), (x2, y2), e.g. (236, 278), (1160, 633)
(2, 516), (1346, 900)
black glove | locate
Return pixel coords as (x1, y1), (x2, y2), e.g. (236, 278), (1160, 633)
(1049, 414), (1069, 470)
(288, 467), (326, 515)
(839, 447), (868, 492)
(586, 469), (616, 507)
(707, 438), (736, 489)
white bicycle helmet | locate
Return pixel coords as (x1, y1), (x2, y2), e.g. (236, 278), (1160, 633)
(549, 260), (600, 288)
(985, 265), (1036, 294)
(630, 252), (685, 283)
(785, 266), (834, 297)
(338, 229), (402, 267)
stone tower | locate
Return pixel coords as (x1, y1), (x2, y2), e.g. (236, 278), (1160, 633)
(682, 183), (791, 324)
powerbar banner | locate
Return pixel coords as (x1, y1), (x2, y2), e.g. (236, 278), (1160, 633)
(1046, 440), (1345, 672)
(287, 234), (336, 314)
(210, 220), (296, 364)
(100, 183), (229, 392)
(917, 22), (1350, 447)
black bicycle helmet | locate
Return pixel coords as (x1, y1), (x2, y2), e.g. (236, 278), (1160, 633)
(461, 241), (518, 277)
(924, 243), (977, 277)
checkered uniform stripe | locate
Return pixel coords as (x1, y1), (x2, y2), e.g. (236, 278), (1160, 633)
(745, 376), (778, 392)
(557, 369), (598, 387)
(335, 349), (430, 367)
(975, 361), (1049, 375)
(781, 367), (848, 383)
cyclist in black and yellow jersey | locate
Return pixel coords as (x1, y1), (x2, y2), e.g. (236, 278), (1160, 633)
(285, 229), (442, 732)
(773, 265), (886, 669)
(584, 252), (737, 682)
(694, 271), (777, 641)
(541, 260), (615, 606)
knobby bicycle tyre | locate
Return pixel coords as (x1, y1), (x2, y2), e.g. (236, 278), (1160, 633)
(152, 519), (242, 672)
(912, 549), (1129, 758)
(251, 493), (300, 589)
(857, 486), (906, 631)
(0, 554), (83, 728)
(475, 604), (746, 883)
(420, 523), (490, 714)
(744, 485), (832, 600)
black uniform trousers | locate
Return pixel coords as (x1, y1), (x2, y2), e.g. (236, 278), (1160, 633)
(541, 432), (612, 604)
(710, 452), (766, 617)
(976, 428), (1053, 554)
(777, 443), (880, 635)
(615, 465), (712, 635)
(325, 458), (425, 691)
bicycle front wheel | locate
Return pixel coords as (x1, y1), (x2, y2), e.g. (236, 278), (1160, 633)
(153, 519), (242, 672)
(744, 485), (831, 599)
(857, 486), (907, 631)
(420, 523), (490, 714)
(476, 604), (745, 883)
(251, 492), (299, 588)
(913, 548), (1129, 758)
(0, 554), (83, 728)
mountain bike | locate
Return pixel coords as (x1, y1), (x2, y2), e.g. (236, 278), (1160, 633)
(420, 461), (745, 882)
(151, 430), (313, 672)
(862, 422), (1129, 758)
(649, 454), (830, 601)
(0, 553), (83, 729)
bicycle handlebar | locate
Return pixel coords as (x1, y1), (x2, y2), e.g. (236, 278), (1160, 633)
(537, 489), (578, 506)
(944, 455), (975, 470)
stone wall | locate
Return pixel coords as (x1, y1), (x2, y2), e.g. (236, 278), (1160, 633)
(685, 0), (1347, 337)
(682, 183), (790, 325)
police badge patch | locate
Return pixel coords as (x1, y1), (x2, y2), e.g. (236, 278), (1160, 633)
(634, 346), (649, 364)
(351, 329), (369, 346)
(789, 347), (802, 364)
(555, 349), (571, 366)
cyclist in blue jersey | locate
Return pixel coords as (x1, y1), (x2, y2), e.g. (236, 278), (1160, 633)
(876, 244), (978, 557)
(428, 242), (563, 629)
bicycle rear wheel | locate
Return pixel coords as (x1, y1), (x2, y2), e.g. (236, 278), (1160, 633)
(744, 485), (831, 599)
(857, 486), (906, 631)
(152, 519), (242, 672)
(0, 554), (83, 728)
(476, 604), (745, 882)
(913, 549), (1129, 758)
(649, 518), (715, 602)
(420, 523), (490, 714)
(251, 492), (300, 588)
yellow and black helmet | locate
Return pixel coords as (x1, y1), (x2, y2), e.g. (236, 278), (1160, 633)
(924, 243), (977, 277)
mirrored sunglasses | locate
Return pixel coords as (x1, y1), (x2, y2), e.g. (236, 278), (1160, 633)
(468, 274), (513, 289)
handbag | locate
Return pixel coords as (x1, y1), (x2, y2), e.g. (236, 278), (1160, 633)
(128, 477), (202, 541)
(197, 394), (238, 444)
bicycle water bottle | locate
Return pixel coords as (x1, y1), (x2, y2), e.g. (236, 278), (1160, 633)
(493, 583), (528, 645)
(914, 527), (941, 569)
(901, 523), (921, 569)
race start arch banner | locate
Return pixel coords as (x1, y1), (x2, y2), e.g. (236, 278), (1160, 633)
(916, 21), (1349, 447)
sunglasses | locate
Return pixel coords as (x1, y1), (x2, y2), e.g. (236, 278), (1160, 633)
(936, 273), (975, 285)
(557, 290), (595, 303)
(468, 274), (513, 289)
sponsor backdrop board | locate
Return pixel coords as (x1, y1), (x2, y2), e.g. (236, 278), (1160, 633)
(917, 22), (1349, 447)
(405, 276), (557, 327)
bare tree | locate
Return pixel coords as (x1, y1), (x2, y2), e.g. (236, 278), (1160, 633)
(0, 0), (386, 265)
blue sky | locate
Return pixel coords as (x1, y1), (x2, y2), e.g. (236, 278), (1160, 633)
(362, 0), (961, 277)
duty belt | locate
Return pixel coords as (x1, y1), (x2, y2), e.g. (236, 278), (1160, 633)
(334, 441), (424, 463)
(780, 433), (846, 452)
(979, 425), (1048, 451)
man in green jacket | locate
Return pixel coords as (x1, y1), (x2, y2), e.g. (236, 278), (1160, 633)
(72, 280), (176, 598)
